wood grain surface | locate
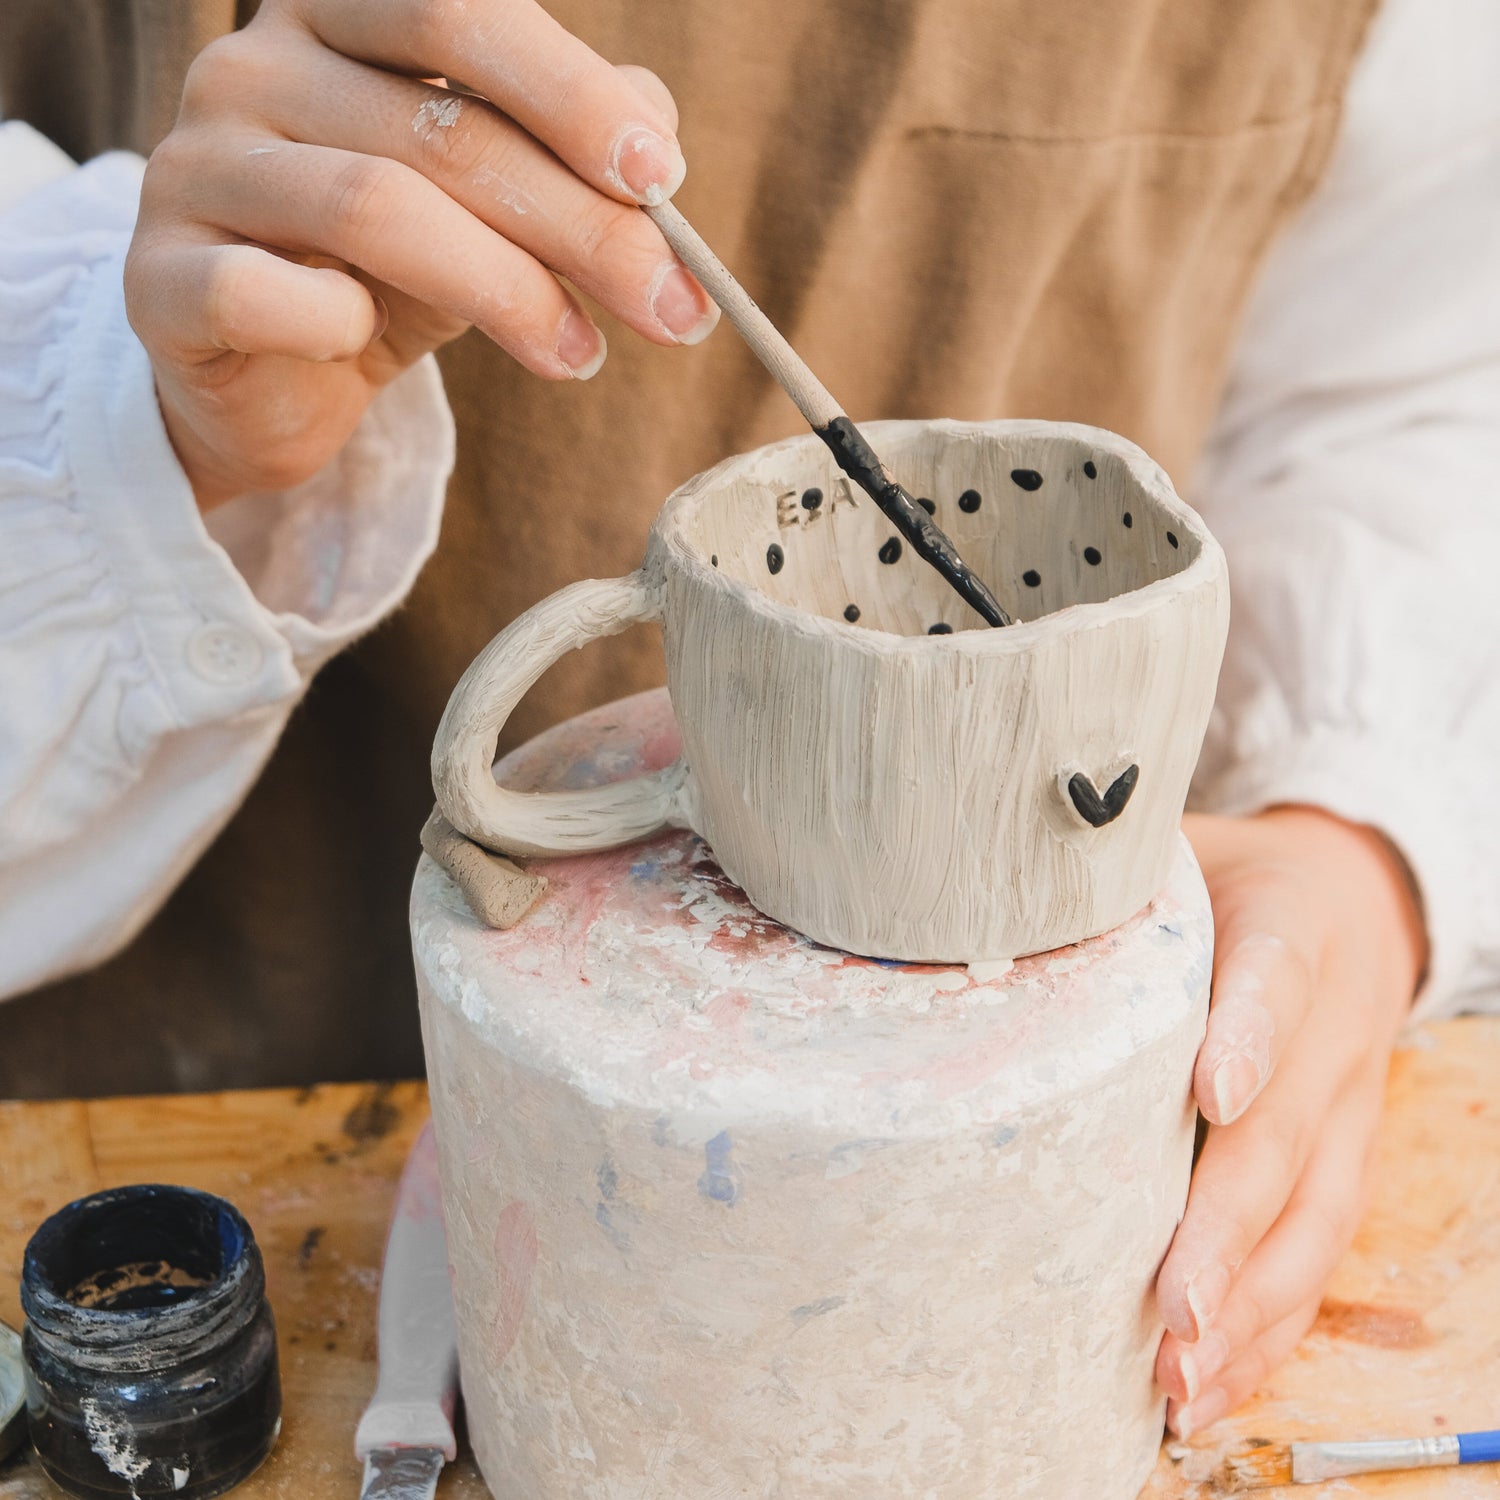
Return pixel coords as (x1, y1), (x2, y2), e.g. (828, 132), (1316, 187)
(1145, 1017), (1500, 1498)
(0, 1082), (487, 1500)
(1, 1020), (1497, 1499)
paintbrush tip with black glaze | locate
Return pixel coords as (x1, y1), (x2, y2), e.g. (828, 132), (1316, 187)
(814, 416), (1013, 628)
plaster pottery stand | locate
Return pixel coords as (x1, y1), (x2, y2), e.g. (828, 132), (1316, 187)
(415, 421), (1229, 1498)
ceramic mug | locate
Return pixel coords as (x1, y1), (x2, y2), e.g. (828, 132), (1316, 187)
(433, 418), (1229, 962)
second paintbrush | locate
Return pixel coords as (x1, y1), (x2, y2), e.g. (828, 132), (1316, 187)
(1224, 1428), (1500, 1488)
(646, 201), (1013, 628)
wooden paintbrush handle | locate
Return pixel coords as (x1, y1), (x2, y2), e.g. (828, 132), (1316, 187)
(645, 202), (843, 430)
(646, 201), (1013, 627)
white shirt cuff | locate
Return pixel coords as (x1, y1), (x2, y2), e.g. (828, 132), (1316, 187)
(1191, 729), (1477, 1025)
(67, 247), (452, 728)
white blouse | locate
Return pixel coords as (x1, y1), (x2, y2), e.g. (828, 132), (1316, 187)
(1190, 0), (1500, 1021)
(0, 129), (453, 995)
(0, 0), (1497, 1018)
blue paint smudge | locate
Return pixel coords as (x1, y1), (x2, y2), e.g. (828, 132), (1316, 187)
(595, 1201), (631, 1252)
(630, 858), (656, 879)
(1157, 920), (1184, 940)
(990, 1122), (1019, 1148)
(697, 1131), (741, 1206)
(825, 1138), (896, 1177)
(791, 1296), (845, 1325)
(559, 756), (601, 791)
(594, 1159), (631, 1249)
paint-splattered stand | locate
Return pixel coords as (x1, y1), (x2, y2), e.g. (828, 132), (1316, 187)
(4, 1033), (1496, 1498)
(413, 690), (1211, 1498)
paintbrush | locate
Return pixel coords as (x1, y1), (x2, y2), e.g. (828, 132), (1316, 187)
(1224, 1428), (1500, 1488)
(645, 201), (1013, 627)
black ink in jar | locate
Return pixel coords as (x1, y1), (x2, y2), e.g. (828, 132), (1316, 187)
(21, 1184), (281, 1499)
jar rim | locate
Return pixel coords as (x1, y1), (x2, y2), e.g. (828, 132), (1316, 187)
(22, 1185), (265, 1372)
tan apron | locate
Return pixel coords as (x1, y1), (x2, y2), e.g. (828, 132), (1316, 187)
(0, 0), (1377, 1095)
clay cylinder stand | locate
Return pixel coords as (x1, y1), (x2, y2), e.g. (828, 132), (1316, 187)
(414, 692), (1210, 1499)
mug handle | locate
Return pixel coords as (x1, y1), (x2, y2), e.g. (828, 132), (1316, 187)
(431, 573), (686, 858)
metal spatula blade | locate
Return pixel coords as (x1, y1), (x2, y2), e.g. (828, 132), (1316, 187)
(359, 1446), (446, 1500)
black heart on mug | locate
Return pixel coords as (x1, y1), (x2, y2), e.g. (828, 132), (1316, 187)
(1067, 765), (1140, 828)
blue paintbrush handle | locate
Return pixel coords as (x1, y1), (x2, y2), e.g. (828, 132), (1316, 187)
(1459, 1429), (1500, 1464)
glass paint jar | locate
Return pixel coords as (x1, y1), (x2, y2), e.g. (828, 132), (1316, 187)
(21, 1184), (280, 1500)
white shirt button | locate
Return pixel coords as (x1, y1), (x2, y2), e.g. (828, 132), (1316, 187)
(186, 622), (265, 685)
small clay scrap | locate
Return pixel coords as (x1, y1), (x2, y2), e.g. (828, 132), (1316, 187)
(420, 809), (547, 929)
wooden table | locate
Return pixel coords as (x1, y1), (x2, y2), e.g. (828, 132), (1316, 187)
(2, 1021), (1499, 1499)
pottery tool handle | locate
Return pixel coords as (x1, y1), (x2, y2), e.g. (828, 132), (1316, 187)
(353, 1122), (460, 1463)
(645, 202), (1013, 627)
(646, 201), (841, 428)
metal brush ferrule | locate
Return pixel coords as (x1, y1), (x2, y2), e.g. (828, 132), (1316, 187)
(1292, 1434), (1461, 1482)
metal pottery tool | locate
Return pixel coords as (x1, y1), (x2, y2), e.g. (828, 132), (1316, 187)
(645, 201), (1014, 627)
(0, 1320), (25, 1464)
(354, 1122), (460, 1500)
(1225, 1427), (1500, 1488)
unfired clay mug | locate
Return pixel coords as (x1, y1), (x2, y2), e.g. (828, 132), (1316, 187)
(433, 418), (1229, 961)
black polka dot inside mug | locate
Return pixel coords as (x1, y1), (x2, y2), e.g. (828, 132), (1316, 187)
(686, 420), (1197, 636)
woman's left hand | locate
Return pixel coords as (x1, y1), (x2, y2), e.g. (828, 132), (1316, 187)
(1155, 806), (1427, 1437)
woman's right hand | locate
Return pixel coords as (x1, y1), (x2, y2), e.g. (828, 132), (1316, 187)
(124, 0), (718, 508)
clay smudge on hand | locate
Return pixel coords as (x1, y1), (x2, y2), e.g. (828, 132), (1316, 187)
(1201, 933), (1283, 1125)
(413, 95), (464, 133)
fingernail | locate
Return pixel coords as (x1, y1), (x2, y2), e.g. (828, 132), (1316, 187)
(369, 295), (389, 343)
(649, 262), (719, 345)
(1194, 1332), (1230, 1386)
(556, 306), (606, 378)
(611, 125), (686, 206)
(1185, 1264), (1232, 1339)
(1175, 1348), (1201, 1404)
(1166, 1399), (1193, 1440)
(1211, 1051), (1263, 1125)
(1173, 1333), (1228, 1404)
(1176, 1386), (1230, 1439)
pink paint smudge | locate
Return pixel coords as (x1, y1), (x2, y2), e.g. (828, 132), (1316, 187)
(700, 989), (750, 1030)
(493, 1200), (538, 1361)
(637, 717), (683, 775)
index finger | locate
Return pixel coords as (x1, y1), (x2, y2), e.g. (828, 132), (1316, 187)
(282, 0), (686, 204)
